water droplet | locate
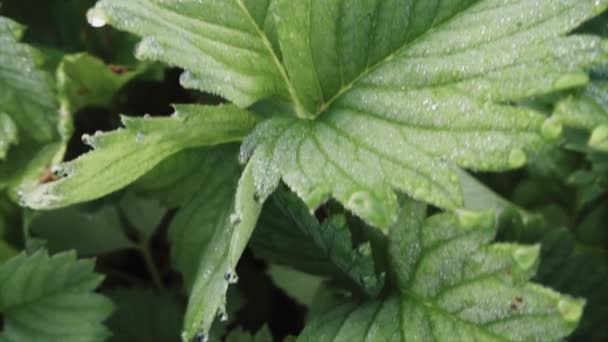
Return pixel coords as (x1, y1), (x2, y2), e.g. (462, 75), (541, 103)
(81, 133), (94, 147)
(229, 213), (241, 225)
(217, 311), (228, 322)
(135, 132), (145, 143)
(86, 7), (108, 28)
(143, 114), (151, 119)
(224, 270), (239, 284)
(194, 332), (208, 342)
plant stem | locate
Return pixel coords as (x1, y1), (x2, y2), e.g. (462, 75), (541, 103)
(138, 242), (164, 290)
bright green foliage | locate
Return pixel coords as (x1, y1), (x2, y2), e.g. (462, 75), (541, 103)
(242, 0), (608, 229)
(299, 202), (584, 341)
(169, 161), (262, 340)
(21, 105), (258, 209)
(56, 53), (144, 117)
(86, 0), (289, 109)
(251, 190), (383, 295)
(0, 17), (58, 143)
(82, 0), (608, 230)
(0, 251), (113, 342)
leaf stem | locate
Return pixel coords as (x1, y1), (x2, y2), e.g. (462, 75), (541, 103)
(138, 242), (164, 290)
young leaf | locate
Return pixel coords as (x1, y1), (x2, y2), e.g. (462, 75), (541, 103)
(0, 16), (58, 143)
(298, 202), (584, 341)
(250, 190), (383, 295)
(0, 250), (113, 341)
(21, 105), (258, 209)
(86, 0), (296, 110)
(169, 160), (262, 341)
(241, 0), (608, 229)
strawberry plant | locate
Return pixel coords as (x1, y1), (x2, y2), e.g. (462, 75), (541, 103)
(1, 0), (608, 341)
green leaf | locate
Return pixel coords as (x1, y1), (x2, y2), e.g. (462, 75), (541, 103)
(118, 192), (166, 241)
(241, 0), (608, 230)
(0, 113), (18, 160)
(87, 0), (298, 110)
(0, 16), (58, 143)
(554, 80), (608, 151)
(169, 159), (263, 341)
(250, 190), (383, 295)
(133, 146), (236, 207)
(106, 288), (184, 342)
(27, 204), (134, 256)
(56, 53), (144, 116)
(21, 104), (258, 209)
(298, 202), (584, 341)
(267, 265), (323, 307)
(533, 229), (608, 342)
(225, 325), (273, 342)
(0, 250), (113, 342)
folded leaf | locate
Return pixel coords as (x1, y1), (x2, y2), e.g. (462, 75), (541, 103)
(0, 16), (58, 143)
(169, 160), (262, 341)
(298, 202), (584, 341)
(21, 105), (258, 209)
(242, 0), (608, 230)
(0, 251), (113, 342)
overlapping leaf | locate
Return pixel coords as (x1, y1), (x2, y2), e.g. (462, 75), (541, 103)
(554, 80), (608, 151)
(242, 0), (608, 230)
(0, 251), (113, 341)
(21, 105), (257, 209)
(87, 0), (294, 109)
(251, 190), (383, 295)
(298, 202), (585, 341)
(168, 160), (262, 341)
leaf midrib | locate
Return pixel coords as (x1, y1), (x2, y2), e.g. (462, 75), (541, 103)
(234, 0), (311, 119)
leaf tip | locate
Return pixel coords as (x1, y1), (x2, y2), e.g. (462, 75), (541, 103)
(513, 244), (540, 272)
(508, 149), (527, 169)
(541, 118), (563, 140)
(588, 124), (608, 151)
(558, 297), (585, 323)
(554, 73), (590, 91)
(455, 209), (495, 229)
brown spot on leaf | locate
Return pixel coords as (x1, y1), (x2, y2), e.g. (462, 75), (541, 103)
(38, 168), (58, 184)
(108, 64), (131, 75)
(77, 87), (90, 95)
